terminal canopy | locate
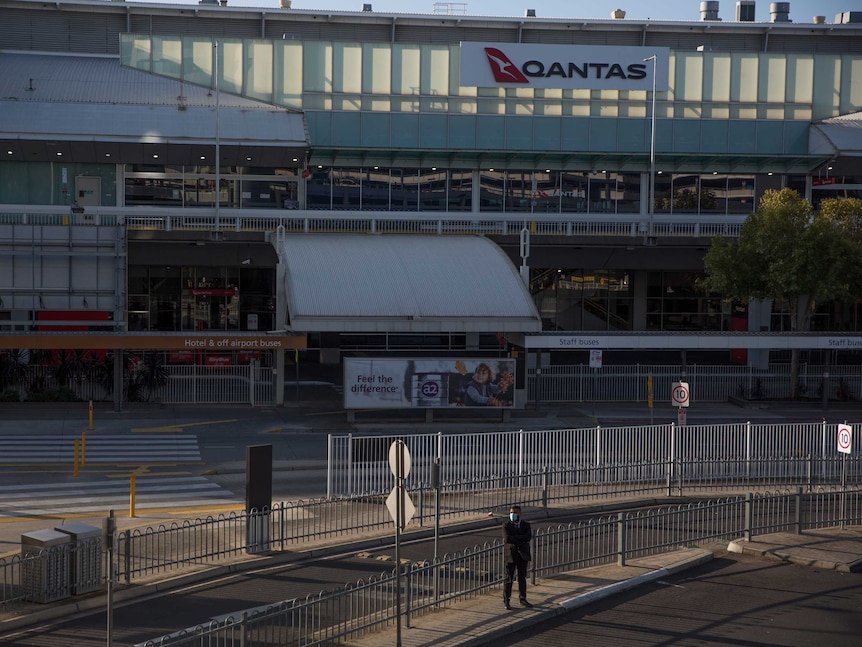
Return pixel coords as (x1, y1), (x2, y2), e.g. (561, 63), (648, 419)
(280, 234), (542, 334)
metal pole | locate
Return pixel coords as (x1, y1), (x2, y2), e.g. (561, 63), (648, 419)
(643, 54), (657, 239)
(214, 40), (221, 232)
(395, 441), (404, 647)
(433, 458), (441, 605)
(105, 509), (116, 647)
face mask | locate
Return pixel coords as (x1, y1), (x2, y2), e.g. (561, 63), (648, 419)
(509, 513), (519, 522)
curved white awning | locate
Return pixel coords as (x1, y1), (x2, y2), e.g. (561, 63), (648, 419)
(280, 234), (542, 334)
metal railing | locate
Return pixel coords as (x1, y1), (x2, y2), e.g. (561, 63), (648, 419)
(134, 487), (862, 647)
(528, 363), (862, 404)
(0, 205), (745, 239)
(327, 420), (860, 496)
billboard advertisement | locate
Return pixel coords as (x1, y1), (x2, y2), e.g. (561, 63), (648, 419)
(344, 358), (515, 409)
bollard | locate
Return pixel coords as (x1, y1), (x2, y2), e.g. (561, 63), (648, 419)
(129, 474), (137, 518)
(88, 399), (94, 431)
(81, 432), (86, 466)
(73, 439), (79, 477)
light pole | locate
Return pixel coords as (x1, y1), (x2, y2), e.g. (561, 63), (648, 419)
(213, 40), (221, 231)
(643, 54), (657, 242)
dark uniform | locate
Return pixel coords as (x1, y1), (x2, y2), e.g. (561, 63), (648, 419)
(502, 506), (532, 609)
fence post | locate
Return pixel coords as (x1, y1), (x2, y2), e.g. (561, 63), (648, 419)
(744, 492), (753, 542)
(616, 512), (626, 566)
(123, 529), (132, 585)
(240, 610), (248, 647)
(795, 486), (803, 535)
(806, 454), (812, 492)
(418, 487), (424, 528)
(541, 466), (548, 511)
(405, 564), (412, 628)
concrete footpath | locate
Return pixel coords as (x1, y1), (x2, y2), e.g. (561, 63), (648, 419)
(342, 527), (862, 647)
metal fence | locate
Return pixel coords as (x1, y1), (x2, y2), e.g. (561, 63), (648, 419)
(528, 363), (862, 404)
(5, 363), (272, 406)
(0, 205), (745, 240)
(134, 487), (862, 647)
(4, 447), (858, 610)
(327, 420), (860, 496)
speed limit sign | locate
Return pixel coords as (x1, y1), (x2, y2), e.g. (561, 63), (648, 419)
(837, 424), (853, 455)
(671, 381), (690, 408)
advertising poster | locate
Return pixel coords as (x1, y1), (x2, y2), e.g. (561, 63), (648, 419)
(344, 358), (516, 409)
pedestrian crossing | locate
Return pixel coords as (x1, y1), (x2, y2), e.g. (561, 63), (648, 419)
(0, 476), (242, 516)
(0, 434), (201, 465)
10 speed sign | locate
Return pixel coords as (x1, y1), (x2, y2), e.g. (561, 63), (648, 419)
(837, 424), (853, 455)
(671, 382), (690, 408)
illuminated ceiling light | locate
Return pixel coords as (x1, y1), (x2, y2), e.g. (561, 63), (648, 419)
(105, 153), (111, 157)
(292, 158), (298, 162)
(373, 166), (379, 170)
(56, 152), (62, 156)
(7, 150), (12, 155)
(152, 154), (159, 159)
(200, 156), (206, 160)
(768, 172), (773, 176)
(657, 170), (663, 174)
(713, 171), (718, 175)
(828, 166), (833, 170)
(431, 167), (437, 171)
(489, 168), (494, 172)
(317, 165), (323, 169)
(246, 157), (252, 161)
(545, 169), (551, 173)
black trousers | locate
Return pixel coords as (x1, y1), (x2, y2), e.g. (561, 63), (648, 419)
(504, 558), (528, 600)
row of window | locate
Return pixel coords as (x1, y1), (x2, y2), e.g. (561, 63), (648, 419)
(124, 165), (778, 215)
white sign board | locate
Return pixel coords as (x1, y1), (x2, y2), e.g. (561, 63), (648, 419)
(460, 43), (670, 91)
(837, 424), (853, 454)
(671, 381), (690, 408)
(589, 349), (603, 369)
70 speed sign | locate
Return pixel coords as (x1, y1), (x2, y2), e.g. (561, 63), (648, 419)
(671, 382), (690, 408)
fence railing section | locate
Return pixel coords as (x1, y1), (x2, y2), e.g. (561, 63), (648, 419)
(133, 487), (862, 647)
(327, 420), (859, 496)
(0, 205), (746, 240)
(527, 363), (862, 404)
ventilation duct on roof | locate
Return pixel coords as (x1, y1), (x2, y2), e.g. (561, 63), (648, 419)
(525, 9), (536, 17)
(770, 2), (791, 22)
(701, 1), (721, 21)
(736, 1), (755, 21)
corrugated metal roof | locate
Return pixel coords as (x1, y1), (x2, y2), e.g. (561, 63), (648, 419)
(0, 51), (307, 149)
(810, 111), (862, 157)
(0, 51), (273, 108)
(281, 234), (542, 333)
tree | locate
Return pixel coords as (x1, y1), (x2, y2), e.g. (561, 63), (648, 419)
(701, 189), (862, 398)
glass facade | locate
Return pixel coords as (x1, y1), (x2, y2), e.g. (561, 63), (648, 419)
(127, 265), (275, 333)
(124, 165), (298, 209)
(532, 269), (634, 332)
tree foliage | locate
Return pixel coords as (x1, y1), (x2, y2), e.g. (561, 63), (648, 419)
(701, 189), (862, 398)
(702, 188), (862, 333)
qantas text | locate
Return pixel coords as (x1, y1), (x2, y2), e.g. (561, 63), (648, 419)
(521, 61), (647, 80)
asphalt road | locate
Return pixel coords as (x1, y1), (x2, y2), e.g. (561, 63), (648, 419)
(489, 552), (862, 647)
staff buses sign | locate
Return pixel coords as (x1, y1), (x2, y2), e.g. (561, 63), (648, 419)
(460, 43), (670, 91)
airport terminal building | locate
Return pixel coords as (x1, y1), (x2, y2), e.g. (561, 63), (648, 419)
(1, 0), (862, 406)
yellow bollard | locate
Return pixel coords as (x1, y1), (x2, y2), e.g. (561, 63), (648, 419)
(88, 399), (94, 431)
(129, 474), (136, 518)
(81, 432), (87, 467)
(73, 439), (79, 477)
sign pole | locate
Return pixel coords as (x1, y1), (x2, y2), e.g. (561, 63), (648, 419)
(393, 441), (405, 647)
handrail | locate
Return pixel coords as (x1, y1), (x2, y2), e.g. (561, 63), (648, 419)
(0, 205), (746, 238)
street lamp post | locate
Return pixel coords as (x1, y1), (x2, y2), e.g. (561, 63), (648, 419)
(643, 54), (657, 242)
(214, 40), (221, 231)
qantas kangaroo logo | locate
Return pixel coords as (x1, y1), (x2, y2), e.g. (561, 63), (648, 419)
(484, 47), (529, 83)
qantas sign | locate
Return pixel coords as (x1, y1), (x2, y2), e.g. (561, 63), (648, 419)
(460, 43), (670, 91)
